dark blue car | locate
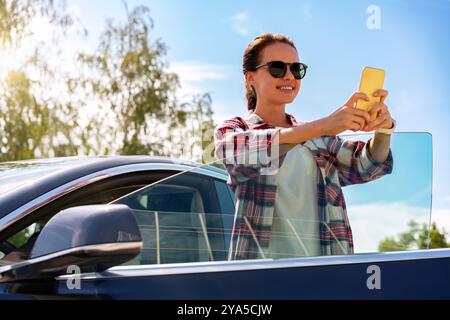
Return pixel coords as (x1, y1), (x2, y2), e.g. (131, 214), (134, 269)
(0, 134), (449, 300)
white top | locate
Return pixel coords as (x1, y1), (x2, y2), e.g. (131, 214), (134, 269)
(264, 142), (321, 259)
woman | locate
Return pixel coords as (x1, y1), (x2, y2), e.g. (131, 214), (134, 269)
(214, 33), (395, 260)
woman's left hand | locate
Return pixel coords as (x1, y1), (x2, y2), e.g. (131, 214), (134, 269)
(362, 89), (394, 131)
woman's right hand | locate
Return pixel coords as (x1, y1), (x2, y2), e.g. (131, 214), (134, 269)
(320, 92), (372, 136)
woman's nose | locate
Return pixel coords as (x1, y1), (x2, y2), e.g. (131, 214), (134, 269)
(283, 66), (296, 80)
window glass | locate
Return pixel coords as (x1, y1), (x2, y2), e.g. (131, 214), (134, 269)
(114, 172), (232, 265)
(113, 132), (433, 264)
(0, 174), (165, 262)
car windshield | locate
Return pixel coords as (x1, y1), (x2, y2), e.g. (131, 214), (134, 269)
(110, 132), (434, 264)
(0, 157), (101, 196)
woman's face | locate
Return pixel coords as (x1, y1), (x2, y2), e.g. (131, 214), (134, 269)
(247, 42), (301, 107)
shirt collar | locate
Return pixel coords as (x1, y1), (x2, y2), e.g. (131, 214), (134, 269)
(245, 109), (299, 127)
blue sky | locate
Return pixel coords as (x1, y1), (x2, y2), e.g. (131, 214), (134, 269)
(59, 0), (449, 245)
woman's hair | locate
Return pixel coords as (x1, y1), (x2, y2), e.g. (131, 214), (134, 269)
(243, 33), (297, 111)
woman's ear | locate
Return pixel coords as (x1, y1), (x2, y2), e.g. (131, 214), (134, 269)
(245, 71), (255, 86)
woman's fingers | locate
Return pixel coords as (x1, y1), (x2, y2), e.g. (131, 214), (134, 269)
(373, 89), (389, 103)
(345, 91), (369, 107)
(349, 114), (366, 131)
(347, 119), (362, 131)
(340, 106), (371, 131)
(348, 107), (371, 123)
(364, 112), (390, 131)
(368, 102), (388, 118)
(336, 90), (390, 133)
(370, 117), (391, 131)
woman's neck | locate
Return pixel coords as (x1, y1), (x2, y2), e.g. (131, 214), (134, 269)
(254, 103), (290, 127)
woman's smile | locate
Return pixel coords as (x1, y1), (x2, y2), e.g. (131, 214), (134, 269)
(276, 85), (295, 92)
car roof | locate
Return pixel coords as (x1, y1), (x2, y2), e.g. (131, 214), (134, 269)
(0, 156), (227, 218)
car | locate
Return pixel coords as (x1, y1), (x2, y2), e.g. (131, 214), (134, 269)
(0, 136), (449, 299)
(0, 155), (240, 298)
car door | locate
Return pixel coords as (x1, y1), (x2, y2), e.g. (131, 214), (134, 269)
(53, 132), (450, 300)
(0, 159), (235, 299)
(5, 133), (449, 299)
(0, 169), (175, 261)
(47, 166), (237, 299)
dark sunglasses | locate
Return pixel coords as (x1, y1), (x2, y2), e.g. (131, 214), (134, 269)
(253, 61), (308, 79)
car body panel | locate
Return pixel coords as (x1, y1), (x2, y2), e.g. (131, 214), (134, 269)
(52, 249), (450, 299)
(0, 156), (225, 218)
(0, 156), (448, 300)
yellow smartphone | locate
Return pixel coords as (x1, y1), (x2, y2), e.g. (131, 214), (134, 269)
(355, 67), (385, 121)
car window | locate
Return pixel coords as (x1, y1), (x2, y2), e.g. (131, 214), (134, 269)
(0, 132), (434, 267)
(112, 132), (433, 265)
(7, 223), (39, 248)
(214, 180), (234, 215)
(114, 172), (232, 265)
(0, 172), (173, 261)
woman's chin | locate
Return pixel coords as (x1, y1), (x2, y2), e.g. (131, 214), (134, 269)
(275, 97), (296, 105)
(277, 92), (297, 101)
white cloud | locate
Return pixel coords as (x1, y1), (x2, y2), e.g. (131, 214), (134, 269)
(169, 61), (231, 82)
(348, 202), (435, 253)
(443, 195), (450, 205)
(165, 61), (246, 129)
(229, 11), (250, 36)
(167, 61), (234, 100)
(432, 207), (450, 233)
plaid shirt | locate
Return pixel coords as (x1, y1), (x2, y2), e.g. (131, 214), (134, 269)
(214, 110), (394, 260)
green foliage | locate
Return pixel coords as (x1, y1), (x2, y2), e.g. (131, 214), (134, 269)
(378, 237), (406, 252)
(71, 4), (215, 160)
(0, 70), (77, 161)
(418, 222), (449, 249)
(0, 0), (79, 161)
(378, 220), (450, 252)
(7, 227), (32, 248)
(1, 1), (216, 163)
(0, 0), (74, 48)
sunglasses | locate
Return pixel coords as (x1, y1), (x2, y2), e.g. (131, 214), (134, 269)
(253, 61), (308, 79)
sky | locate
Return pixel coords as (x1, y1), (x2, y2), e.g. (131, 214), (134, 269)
(4, 0), (450, 251)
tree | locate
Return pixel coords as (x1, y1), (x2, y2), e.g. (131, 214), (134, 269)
(378, 220), (450, 252)
(0, 0), (79, 161)
(0, 0), (73, 48)
(417, 222), (449, 249)
(1, 1), (216, 162)
(70, 4), (215, 161)
(0, 70), (77, 161)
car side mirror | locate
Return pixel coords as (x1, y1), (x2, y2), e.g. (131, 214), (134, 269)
(0, 204), (142, 282)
